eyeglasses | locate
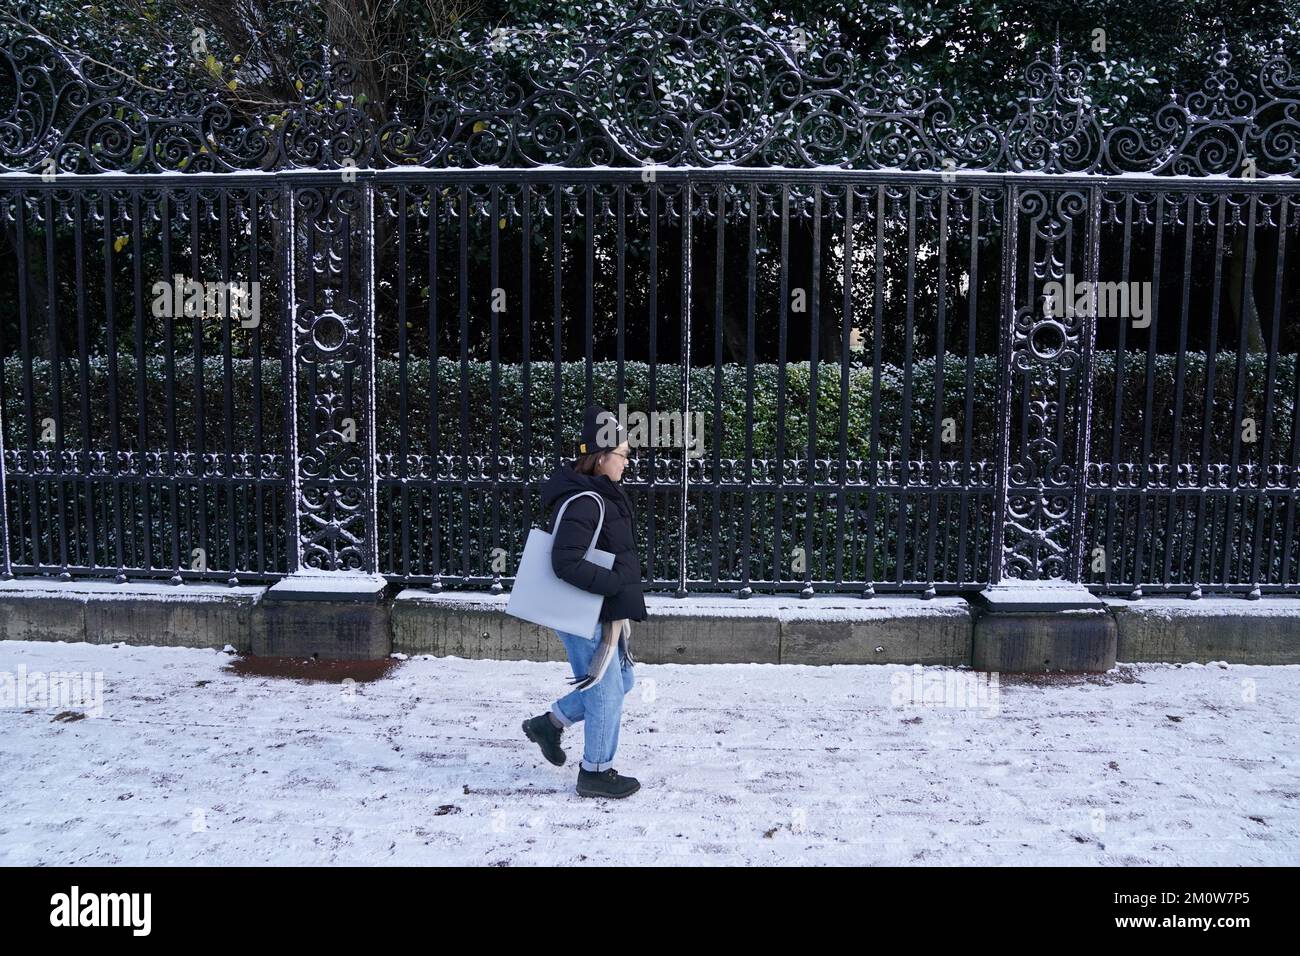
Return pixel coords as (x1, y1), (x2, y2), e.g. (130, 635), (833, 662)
(606, 449), (634, 461)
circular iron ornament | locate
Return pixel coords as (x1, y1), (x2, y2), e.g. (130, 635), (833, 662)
(309, 311), (348, 354)
(3, 3), (1300, 174)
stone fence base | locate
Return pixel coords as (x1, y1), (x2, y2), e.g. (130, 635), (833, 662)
(2, 580), (1298, 670)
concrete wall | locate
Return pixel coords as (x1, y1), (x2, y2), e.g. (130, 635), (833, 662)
(391, 592), (971, 666)
(3, 579), (1300, 668)
(1105, 597), (1300, 664)
(0, 580), (264, 649)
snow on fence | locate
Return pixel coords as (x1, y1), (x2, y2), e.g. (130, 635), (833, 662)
(3, 4), (1300, 597)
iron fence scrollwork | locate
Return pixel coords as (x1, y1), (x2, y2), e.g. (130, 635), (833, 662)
(2, 2), (1300, 597)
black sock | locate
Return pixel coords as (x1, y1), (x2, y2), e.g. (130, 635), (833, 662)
(546, 711), (563, 729)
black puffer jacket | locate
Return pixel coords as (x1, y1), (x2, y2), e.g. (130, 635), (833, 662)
(539, 463), (647, 622)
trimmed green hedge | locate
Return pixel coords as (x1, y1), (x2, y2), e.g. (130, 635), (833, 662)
(3, 350), (1296, 588)
(4, 352), (1296, 464)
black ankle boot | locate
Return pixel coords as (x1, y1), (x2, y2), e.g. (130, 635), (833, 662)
(576, 767), (641, 799)
(522, 713), (566, 766)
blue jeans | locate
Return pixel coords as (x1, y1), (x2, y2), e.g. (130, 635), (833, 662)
(549, 621), (636, 772)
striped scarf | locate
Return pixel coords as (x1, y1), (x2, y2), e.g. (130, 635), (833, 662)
(566, 618), (634, 690)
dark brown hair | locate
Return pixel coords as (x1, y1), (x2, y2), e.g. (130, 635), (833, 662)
(573, 450), (606, 475)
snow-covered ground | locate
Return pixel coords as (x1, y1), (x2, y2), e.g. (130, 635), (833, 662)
(0, 639), (1296, 866)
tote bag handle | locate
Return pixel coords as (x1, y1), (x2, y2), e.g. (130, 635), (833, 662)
(552, 491), (607, 561)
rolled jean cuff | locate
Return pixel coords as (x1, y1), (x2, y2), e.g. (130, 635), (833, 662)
(581, 757), (614, 772)
(549, 700), (576, 728)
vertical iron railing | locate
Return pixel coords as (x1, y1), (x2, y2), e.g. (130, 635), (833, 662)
(4, 10), (1300, 599)
(4, 169), (1300, 597)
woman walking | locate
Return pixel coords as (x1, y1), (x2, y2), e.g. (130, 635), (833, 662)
(521, 404), (647, 798)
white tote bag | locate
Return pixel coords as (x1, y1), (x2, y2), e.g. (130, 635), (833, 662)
(505, 491), (615, 635)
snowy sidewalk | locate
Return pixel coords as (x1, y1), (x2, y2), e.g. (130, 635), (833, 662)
(0, 639), (1296, 866)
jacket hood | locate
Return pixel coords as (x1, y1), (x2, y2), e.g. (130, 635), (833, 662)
(540, 463), (633, 518)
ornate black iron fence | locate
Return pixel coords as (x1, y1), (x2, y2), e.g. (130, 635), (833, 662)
(3, 4), (1300, 598)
